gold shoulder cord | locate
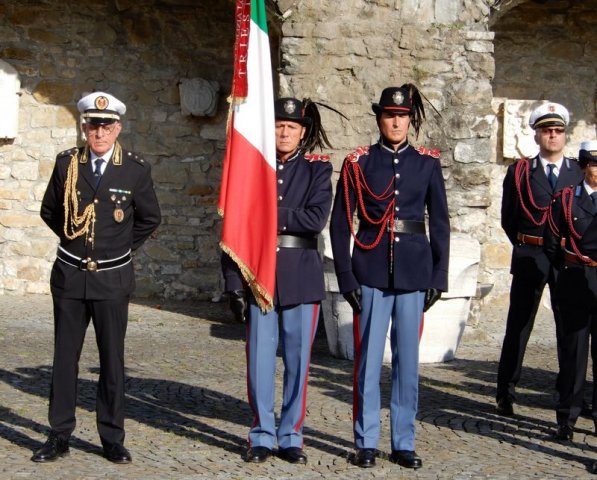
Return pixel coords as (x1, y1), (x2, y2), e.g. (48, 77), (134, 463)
(62, 143), (122, 248)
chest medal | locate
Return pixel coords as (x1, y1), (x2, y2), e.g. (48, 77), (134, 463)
(113, 207), (124, 223)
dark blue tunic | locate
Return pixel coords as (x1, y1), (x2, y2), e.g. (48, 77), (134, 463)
(222, 151), (333, 307)
(330, 139), (450, 294)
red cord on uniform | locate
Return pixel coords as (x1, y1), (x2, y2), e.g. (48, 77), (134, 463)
(342, 159), (394, 251)
(514, 160), (549, 226)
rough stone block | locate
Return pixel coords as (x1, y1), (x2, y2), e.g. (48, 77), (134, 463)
(179, 78), (220, 117)
(10, 161), (38, 180)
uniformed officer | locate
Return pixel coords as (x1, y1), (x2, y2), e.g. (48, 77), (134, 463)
(33, 92), (161, 463)
(497, 102), (582, 417)
(545, 140), (597, 441)
(329, 84), (450, 469)
(222, 97), (333, 464)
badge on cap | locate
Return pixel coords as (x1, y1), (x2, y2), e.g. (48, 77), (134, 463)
(77, 92), (126, 124)
(95, 96), (109, 110)
(284, 100), (296, 114)
(528, 102), (569, 129)
(392, 91), (404, 106)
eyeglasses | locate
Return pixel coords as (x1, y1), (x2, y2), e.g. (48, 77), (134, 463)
(86, 123), (118, 135)
(539, 127), (566, 135)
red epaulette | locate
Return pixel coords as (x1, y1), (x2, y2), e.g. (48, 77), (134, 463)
(345, 146), (370, 163)
(416, 146), (440, 158)
(304, 154), (330, 162)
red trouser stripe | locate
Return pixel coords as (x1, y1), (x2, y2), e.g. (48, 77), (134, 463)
(294, 304), (320, 437)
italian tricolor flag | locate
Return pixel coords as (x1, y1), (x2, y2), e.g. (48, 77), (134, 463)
(218, 0), (276, 312)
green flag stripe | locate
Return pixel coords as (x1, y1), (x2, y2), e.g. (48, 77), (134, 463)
(251, 0), (268, 33)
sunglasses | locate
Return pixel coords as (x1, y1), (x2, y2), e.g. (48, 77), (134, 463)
(539, 127), (565, 135)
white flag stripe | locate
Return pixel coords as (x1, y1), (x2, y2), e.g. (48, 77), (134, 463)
(233, 18), (276, 171)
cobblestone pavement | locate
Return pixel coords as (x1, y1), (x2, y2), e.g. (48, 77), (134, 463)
(1, 294), (596, 479)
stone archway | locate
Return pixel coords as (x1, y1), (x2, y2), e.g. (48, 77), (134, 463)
(491, 0), (596, 144)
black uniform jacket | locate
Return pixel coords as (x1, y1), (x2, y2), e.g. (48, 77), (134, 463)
(545, 183), (597, 267)
(330, 140), (450, 294)
(40, 146), (161, 300)
(222, 151), (333, 307)
(501, 155), (582, 275)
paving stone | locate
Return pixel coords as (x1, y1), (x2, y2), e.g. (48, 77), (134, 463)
(0, 294), (595, 479)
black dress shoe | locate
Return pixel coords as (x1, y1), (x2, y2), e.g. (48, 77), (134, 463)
(244, 446), (272, 463)
(31, 434), (69, 462)
(278, 447), (307, 464)
(554, 425), (574, 441)
(390, 450), (423, 469)
(496, 397), (514, 416)
(103, 444), (132, 464)
(353, 448), (376, 468)
(581, 400), (592, 419)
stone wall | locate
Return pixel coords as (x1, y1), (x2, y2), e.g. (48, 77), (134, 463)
(274, 0), (498, 314)
(274, 0), (597, 314)
(0, 0), (236, 299)
(0, 0), (595, 322)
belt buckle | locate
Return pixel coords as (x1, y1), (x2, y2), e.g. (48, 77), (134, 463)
(387, 219), (403, 233)
(86, 258), (98, 272)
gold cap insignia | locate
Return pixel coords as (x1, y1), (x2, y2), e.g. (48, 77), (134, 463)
(95, 96), (109, 110)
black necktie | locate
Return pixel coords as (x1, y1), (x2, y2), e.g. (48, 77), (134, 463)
(546, 164), (557, 190)
(591, 192), (597, 213)
(94, 158), (104, 187)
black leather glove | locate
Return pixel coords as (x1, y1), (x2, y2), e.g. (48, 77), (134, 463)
(228, 290), (247, 324)
(423, 288), (441, 312)
(343, 288), (362, 313)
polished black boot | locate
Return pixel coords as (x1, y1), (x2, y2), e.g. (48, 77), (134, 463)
(554, 424), (574, 441)
(244, 446), (272, 463)
(31, 433), (69, 462)
(353, 448), (376, 468)
(496, 397), (514, 416)
(278, 447), (307, 464)
(390, 450), (423, 469)
(103, 443), (132, 464)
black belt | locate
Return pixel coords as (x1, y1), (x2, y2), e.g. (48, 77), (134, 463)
(277, 235), (317, 249)
(56, 247), (132, 272)
(385, 219), (426, 235)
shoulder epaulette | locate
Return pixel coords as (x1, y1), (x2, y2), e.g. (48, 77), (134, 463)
(345, 145), (370, 163)
(57, 147), (78, 158)
(416, 146), (440, 158)
(125, 151), (147, 167)
(304, 154), (330, 162)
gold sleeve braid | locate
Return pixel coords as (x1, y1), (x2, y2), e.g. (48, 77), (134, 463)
(62, 142), (122, 247)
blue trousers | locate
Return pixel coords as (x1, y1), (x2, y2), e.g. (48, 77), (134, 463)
(246, 302), (319, 449)
(353, 286), (424, 451)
